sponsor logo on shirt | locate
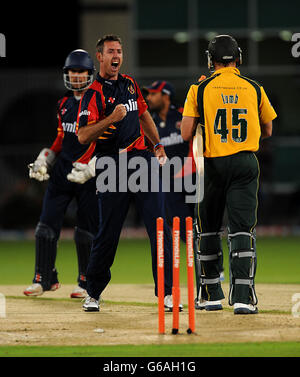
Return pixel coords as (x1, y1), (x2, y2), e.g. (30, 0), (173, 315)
(160, 132), (184, 147)
(62, 121), (76, 133)
(79, 109), (91, 117)
(124, 99), (138, 112)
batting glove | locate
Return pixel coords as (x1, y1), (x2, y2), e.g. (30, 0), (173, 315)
(67, 156), (96, 184)
(28, 148), (56, 181)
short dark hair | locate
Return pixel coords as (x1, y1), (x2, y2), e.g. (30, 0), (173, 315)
(96, 34), (122, 53)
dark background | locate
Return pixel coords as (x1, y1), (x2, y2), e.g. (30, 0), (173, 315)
(0, 0), (299, 232)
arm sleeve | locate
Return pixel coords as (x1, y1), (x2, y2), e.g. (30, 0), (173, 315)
(259, 86), (277, 125)
(50, 102), (65, 154)
(76, 90), (100, 134)
(135, 80), (148, 116)
(182, 85), (200, 118)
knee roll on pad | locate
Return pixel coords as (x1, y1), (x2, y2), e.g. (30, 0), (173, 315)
(228, 230), (257, 305)
(35, 222), (57, 240)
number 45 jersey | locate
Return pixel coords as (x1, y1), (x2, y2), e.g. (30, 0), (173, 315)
(183, 67), (277, 158)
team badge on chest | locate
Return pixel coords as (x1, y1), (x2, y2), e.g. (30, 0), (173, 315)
(128, 84), (135, 95)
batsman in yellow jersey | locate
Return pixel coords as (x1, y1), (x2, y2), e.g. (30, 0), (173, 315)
(181, 35), (277, 314)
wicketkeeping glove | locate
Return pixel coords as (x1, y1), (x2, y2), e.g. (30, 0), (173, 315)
(28, 148), (56, 182)
(67, 156), (96, 184)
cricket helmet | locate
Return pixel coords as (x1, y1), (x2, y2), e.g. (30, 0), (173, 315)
(206, 35), (242, 72)
(63, 49), (95, 91)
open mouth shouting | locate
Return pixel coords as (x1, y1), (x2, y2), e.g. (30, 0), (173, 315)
(111, 60), (120, 71)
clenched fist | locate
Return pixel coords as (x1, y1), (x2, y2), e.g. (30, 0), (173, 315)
(110, 104), (127, 123)
(154, 146), (167, 166)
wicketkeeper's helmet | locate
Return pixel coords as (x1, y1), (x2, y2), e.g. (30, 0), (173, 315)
(63, 49), (95, 91)
(206, 35), (242, 72)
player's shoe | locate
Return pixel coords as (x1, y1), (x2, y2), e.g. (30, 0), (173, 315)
(220, 270), (225, 282)
(164, 295), (183, 312)
(70, 286), (87, 299)
(23, 283), (43, 296)
(82, 296), (99, 312)
(50, 283), (60, 291)
(195, 299), (223, 311)
(23, 282), (60, 296)
(234, 303), (258, 314)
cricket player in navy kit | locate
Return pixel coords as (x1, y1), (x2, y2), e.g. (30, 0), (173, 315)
(143, 81), (195, 243)
(77, 35), (176, 312)
(24, 49), (99, 298)
(144, 80), (225, 309)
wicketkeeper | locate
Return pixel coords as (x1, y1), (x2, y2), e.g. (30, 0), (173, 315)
(24, 49), (99, 298)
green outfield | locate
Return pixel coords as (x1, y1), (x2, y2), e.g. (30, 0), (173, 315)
(1, 342), (300, 357)
(0, 236), (300, 358)
(0, 236), (299, 285)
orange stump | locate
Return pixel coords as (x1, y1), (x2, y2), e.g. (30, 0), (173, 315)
(172, 217), (180, 334)
(156, 217), (165, 334)
(186, 216), (195, 334)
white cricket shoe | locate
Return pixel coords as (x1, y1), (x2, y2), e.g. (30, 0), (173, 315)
(23, 283), (43, 296)
(195, 299), (223, 311)
(23, 282), (60, 296)
(70, 286), (87, 299)
(234, 303), (258, 314)
(82, 296), (99, 312)
(164, 295), (183, 312)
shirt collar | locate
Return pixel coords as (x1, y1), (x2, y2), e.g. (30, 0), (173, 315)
(212, 67), (241, 76)
(96, 72), (124, 86)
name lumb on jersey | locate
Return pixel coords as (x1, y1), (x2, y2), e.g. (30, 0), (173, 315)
(221, 94), (239, 104)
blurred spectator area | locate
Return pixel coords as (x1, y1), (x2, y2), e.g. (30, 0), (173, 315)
(0, 0), (299, 229)
(0, 137), (299, 230)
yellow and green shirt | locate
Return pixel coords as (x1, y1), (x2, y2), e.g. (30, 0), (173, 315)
(183, 67), (277, 158)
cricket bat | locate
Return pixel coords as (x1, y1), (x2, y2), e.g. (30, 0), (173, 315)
(192, 124), (204, 305)
(192, 124), (204, 178)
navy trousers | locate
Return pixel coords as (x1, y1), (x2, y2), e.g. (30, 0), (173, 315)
(164, 174), (196, 243)
(34, 158), (99, 288)
(40, 176), (98, 239)
(86, 150), (173, 299)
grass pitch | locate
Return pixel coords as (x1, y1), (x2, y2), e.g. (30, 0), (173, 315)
(0, 236), (299, 358)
